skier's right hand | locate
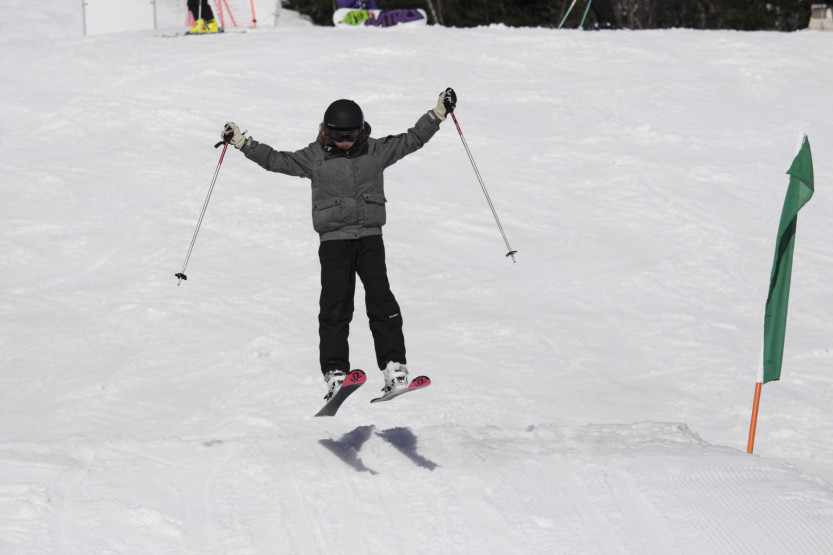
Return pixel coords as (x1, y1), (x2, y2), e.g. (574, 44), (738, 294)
(222, 122), (247, 149)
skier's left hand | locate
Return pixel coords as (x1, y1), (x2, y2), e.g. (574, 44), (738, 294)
(222, 122), (247, 149)
(432, 87), (456, 121)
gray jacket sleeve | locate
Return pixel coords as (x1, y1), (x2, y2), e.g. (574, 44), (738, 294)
(241, 139), (318, 178)
(375, 110), (442, 168)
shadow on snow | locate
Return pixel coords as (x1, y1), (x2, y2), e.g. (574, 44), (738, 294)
(319, 425), (438, 474)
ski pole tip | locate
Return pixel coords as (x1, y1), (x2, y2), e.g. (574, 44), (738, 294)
(506, 250), (518, 263)
(175, 272), (188, 285)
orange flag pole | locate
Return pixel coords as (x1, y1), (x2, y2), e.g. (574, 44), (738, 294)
(249, 0), (258, 28)
(222, 0), (237, 26)
(747, 381), (762, 453)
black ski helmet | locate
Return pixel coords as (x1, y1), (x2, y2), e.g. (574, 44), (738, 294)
(323, 99), (364, 131)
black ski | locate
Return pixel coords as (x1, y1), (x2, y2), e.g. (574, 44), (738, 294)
(370, 376), (431, 403)
(157, 28), (247, 38)
(314, 369), (366, 417)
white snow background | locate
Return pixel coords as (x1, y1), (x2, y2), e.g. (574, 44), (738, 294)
(2, 0), (833, 553)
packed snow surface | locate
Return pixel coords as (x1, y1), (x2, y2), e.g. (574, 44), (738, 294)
(2, 1), (833, 553)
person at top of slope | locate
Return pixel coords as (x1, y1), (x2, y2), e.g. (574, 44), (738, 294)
(221, 89), (457, 402)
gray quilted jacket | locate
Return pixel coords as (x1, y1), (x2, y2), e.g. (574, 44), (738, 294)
(241, 110), (442, 242)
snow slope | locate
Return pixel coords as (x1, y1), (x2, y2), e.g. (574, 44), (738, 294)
(2, 1), (833, 552)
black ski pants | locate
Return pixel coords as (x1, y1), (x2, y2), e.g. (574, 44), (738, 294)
(318, 236), (406, 375)
(187, 0), (215, 20)
(591, 0), (616, 25)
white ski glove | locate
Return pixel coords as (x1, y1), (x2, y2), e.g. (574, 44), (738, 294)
(222, 122), (247, 149)
(432, 88), (457, 121)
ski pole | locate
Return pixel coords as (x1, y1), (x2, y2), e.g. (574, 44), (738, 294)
(175, 133), (241, 285)
(578, 0), (593, 28)
(558, 0), (579, 28)
(446, 94), (517, 263)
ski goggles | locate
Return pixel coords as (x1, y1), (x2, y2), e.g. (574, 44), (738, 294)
(325, 126), (363, 142)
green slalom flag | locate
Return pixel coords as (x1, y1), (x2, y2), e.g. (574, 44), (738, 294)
(760, 135), (814, 384)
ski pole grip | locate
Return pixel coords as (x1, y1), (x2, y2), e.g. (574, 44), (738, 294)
(443, 87), (457, 114)
(215, 130), (246, 149)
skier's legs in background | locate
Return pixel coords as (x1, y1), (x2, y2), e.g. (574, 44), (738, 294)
(591, 0), (618, 28)
(187, 0), (218, 33)
(187, 0), (215, 20)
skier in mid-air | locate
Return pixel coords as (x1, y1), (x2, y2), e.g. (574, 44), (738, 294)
(222, 89), (456, 402)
